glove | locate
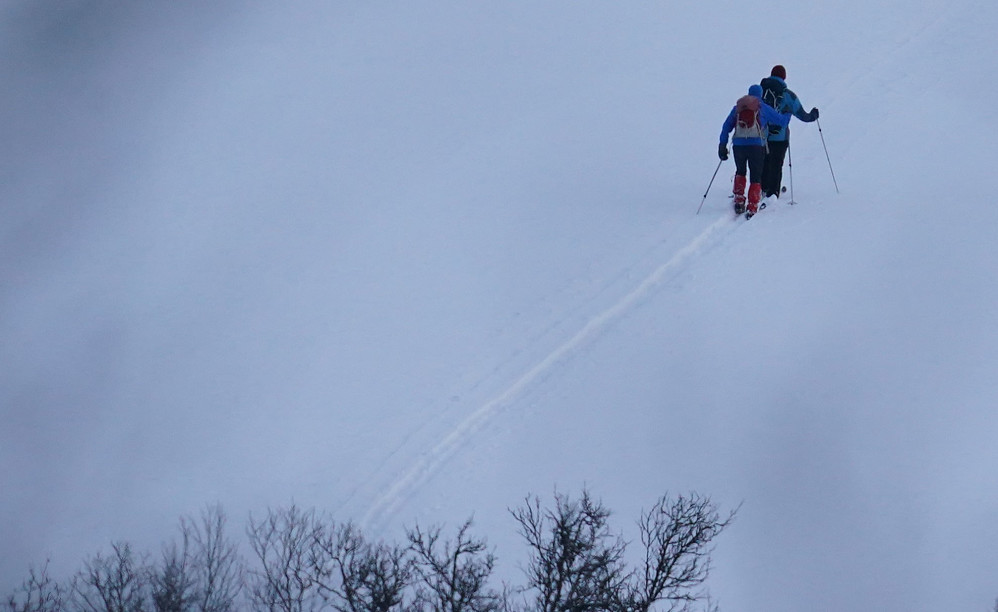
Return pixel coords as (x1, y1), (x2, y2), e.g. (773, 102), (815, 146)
(810, 107), (819, 120)
(718, 143), (728, 161)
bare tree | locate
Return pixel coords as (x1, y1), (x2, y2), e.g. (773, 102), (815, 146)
(70, 542), (149, 612)
(407, 519), (502, 612)
(246, 506), (325, 612)
(627, 493), (734, 612)
(7, 490), (732, 612)
(150, 537), (195, 612)
(312, 521), (410, 612)
(510, 490), (631, 612)
(149, 504), (243, 612)
(182, 505), (243, 612)
(6, 561), (65, 612)
(509, 490), (733, 612)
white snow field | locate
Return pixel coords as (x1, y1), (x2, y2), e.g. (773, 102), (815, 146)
(2, 1), (997, 611)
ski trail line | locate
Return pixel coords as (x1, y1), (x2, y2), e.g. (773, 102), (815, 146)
(361, 214), (734, 530)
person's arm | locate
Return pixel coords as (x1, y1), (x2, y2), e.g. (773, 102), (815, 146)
(788, 91), (819, 122)
(719, 107), (736, 144)
(761, 103), (791, 128)
(798, 105), (819, 122)
(718, 107), (736, 159)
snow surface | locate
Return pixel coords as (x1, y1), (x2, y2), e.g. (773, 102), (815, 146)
(2, 1), (998, 611)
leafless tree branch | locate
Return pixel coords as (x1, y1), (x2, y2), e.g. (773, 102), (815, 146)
(407, 518), (501, 612)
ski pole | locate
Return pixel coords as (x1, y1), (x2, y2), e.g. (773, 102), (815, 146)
(787, 144), (797, 205)
(817, 119), (840, 194)
(696, 159), (724, 215)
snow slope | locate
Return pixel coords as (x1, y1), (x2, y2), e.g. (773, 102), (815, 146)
(2, 2), (997, 611)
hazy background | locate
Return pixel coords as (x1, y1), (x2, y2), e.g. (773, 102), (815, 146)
(2, 2), (997, 611)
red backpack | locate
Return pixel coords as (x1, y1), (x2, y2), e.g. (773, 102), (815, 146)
(733, 95), (763, 140)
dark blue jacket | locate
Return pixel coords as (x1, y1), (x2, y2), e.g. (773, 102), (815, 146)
(760, 76), (817, 142)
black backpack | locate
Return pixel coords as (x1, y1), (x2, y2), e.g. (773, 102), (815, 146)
(761, 77), (787, 134)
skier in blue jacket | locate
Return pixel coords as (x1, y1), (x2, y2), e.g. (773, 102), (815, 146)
(759, 65), (819, 198)
(719, 84), (790, 218)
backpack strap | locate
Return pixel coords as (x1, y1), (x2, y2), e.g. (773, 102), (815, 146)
(761, 77), (787, 111)
(760, 78), (788, 137)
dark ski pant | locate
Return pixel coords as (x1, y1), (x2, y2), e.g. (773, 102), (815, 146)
(733, 144), (765, 184)
(762, 140), (789, 197)
(732, 145), (765, 206)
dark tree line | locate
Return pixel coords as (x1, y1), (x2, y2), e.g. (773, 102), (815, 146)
(7, 490), (733, 612)
(508, 491), (731, 612)
(7, 505), (243, 612)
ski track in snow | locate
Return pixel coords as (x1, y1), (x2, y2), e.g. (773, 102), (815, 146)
(360, 212), (737, 531)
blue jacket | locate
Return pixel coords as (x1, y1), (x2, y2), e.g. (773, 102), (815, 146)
(719, 86), (790, 147)
(760, 76), (817, 142)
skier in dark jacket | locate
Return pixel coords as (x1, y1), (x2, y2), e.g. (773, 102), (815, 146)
(759, 65), (819, 199)
(719, 84), (790, 218)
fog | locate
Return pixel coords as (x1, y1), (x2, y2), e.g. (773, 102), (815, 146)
(3, 2), (997, 610)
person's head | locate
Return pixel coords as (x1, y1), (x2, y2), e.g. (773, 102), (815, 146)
(771, 65), (787, 80)
(748, 84), (763, 98)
